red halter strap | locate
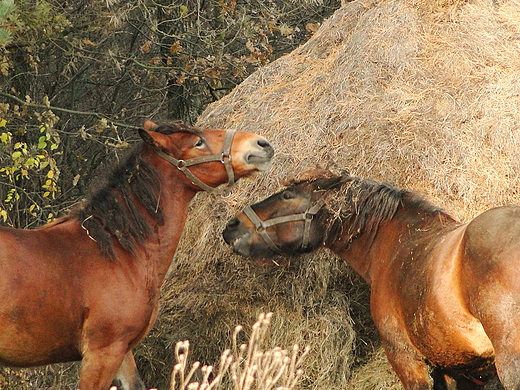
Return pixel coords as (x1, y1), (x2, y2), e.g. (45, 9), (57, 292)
(242, 199), (325, 254)
(155, 129), (236, 195)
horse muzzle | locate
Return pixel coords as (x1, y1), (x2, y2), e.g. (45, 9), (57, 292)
(242, 138), (274, 171)
(223, 218), (251, 256)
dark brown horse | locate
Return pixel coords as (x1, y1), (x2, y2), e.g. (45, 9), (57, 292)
(0, 120), (273, 390)
(223, 171), (520, 390)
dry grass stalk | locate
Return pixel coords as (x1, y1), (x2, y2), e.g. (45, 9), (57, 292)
(170, 313), (309, 390)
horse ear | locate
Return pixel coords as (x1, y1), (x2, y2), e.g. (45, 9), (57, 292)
(299, 168), (335, 181)
(139, 128), (172, 150)
(314, 175), (350, 191)
(143, 120), (158, 131)
(138, 128), (156, 146)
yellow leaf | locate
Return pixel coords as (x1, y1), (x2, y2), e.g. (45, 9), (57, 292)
(306, 23), (320, 33)
(82, 38), (96, 46)
(0, 119), (6, 127)
(279, 25), (294, 37)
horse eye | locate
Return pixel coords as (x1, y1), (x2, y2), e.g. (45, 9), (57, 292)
(282, 191), (294, 200)
(194, 138), (205, 148)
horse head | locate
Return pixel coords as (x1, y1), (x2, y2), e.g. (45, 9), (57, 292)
(140, 120), (274, 194)
(223, 172), (347, 261)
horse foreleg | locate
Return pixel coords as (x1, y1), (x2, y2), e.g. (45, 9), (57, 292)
(382, 340), (433, 390)
(79, 343), (131, 390)
(493, 351), (520, 390)
(111, 351), (145, 390)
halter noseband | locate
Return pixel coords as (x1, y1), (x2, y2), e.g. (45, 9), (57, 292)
(154, 129), (236, 195)
(242, 198), (325, 254)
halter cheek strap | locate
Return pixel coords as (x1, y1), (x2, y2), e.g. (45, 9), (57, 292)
(242, 199), (325, 254)
(155, 129), (236, 194)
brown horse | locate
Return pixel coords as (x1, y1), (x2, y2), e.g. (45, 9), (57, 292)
(223, 172), (520, 390)
(0, 120), (273, 390)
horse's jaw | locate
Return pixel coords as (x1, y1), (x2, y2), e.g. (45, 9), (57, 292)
(224, 230), (289, 268)
(223, 228), (252, 256)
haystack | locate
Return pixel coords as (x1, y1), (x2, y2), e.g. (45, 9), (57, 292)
(141, 0), (520, 389)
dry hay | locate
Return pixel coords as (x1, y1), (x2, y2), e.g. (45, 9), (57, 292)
(140, 0), (520, 389)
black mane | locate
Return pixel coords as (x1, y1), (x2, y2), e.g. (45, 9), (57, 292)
(318, 176), (454, 248)
(76, 122), (201, 258)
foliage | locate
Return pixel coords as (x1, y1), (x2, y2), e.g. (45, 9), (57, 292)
(0, 100), (60, 227)
(0, 0), (340, 229)
(0, 0), (15, 48)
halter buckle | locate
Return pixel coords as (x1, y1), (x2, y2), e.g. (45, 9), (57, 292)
(221, 152), (231, 164)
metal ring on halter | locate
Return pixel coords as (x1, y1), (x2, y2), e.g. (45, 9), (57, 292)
(220, 187), (233, 199)
(221, 152), (231, 164)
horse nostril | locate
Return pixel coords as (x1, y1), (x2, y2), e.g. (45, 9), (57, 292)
(257, 138), (272, 150)
(226, 218), (241, 231)
(256, 139), (274, 159)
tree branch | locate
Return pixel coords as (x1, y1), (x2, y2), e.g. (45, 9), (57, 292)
(0, 92), (138, 129)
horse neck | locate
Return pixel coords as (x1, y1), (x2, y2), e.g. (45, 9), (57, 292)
(327, 202), (456, 285)
(134, 159), (198, 283)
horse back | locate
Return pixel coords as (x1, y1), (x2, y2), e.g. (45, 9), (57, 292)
(461, 205), (520, 312)
(463, 205), (520, 270)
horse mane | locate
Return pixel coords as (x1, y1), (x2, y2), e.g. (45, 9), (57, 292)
(319, 176), (455, 248)
(75, 121), (201, 259)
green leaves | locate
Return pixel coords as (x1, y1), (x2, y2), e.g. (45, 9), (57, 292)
(0, 105), (61, 226)
(0, 0), (15, 47)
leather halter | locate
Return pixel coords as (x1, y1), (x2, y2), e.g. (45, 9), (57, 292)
(155, 129), (236, 195)
(242, 198), (325, 254)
